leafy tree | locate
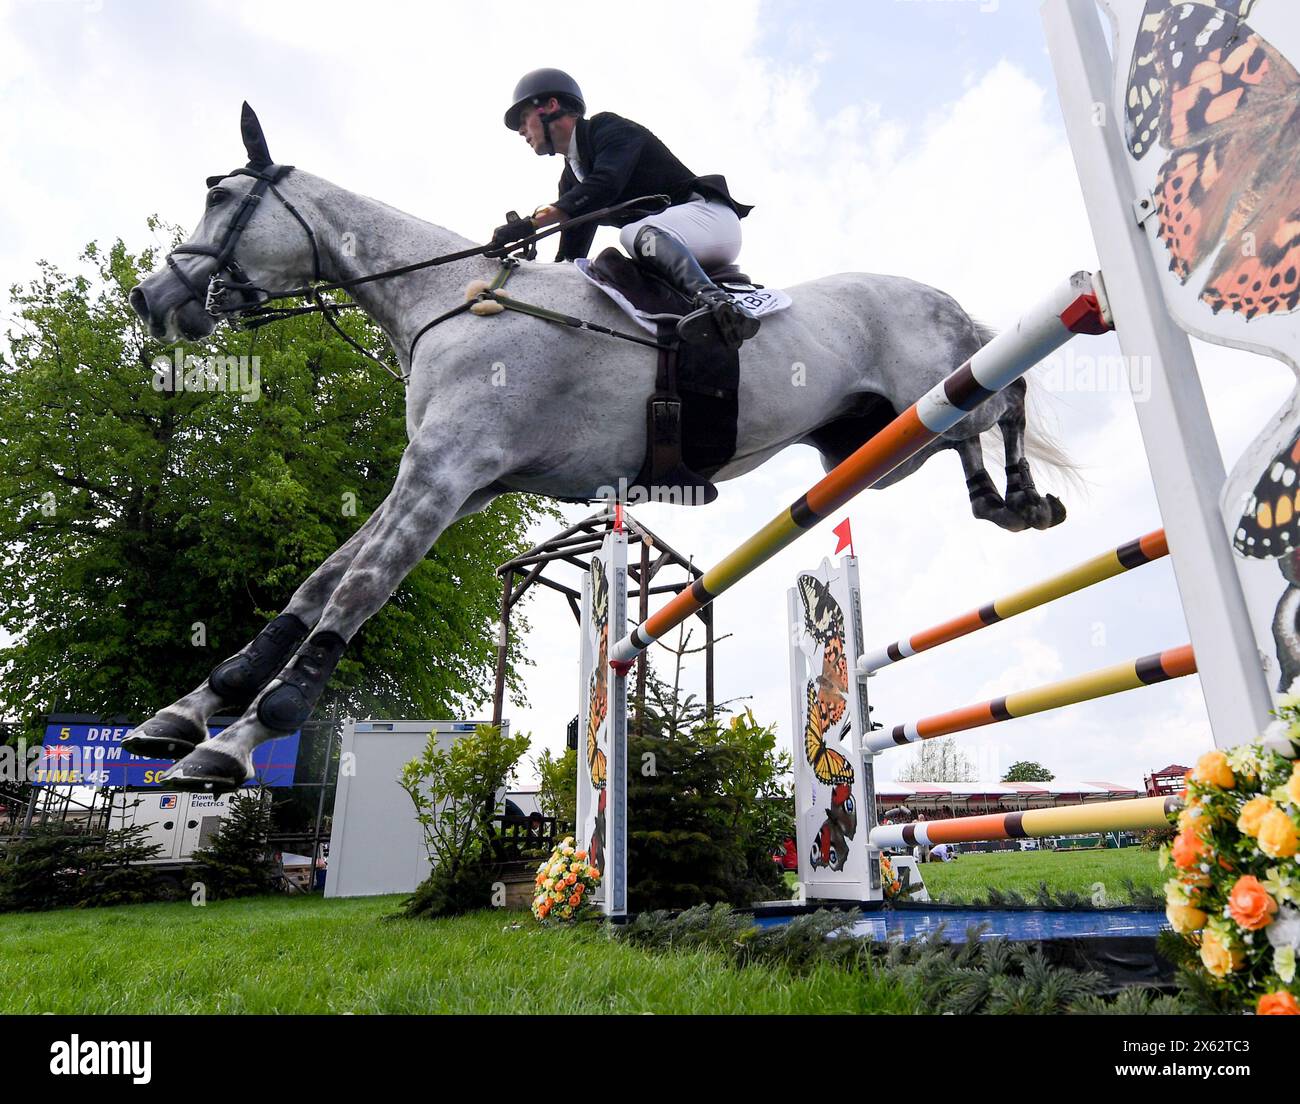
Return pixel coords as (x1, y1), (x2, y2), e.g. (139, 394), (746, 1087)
(1002, 761), (1055, 783)
(895, 736), (977, 782)
(188, 788), (279, 899)
(534, 745), (576, 827)
(629, 707), (791, 911)
(0, 823), (164, 912)
(0, 228), (557, 736)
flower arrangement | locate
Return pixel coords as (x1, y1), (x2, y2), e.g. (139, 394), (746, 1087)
(532, 836), (601, 922)
(1163, 688), (1300, 1014)
(881, 854), (903, 900)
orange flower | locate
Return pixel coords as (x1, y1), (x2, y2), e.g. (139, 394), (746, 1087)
(1238, 796), (1275, 838)
(1287, 764), (1300, 808)
(568, 892), (581, 906)
(1191, 750), (1234, 790)
(573, 882), (584, 896)
(1178, 807), (1207, 836)
(1259, 807), (1299, 859)
(1199, 930), (1245, 978)
(1166, 901), (1208, 934)
(1227, 875), (1277, 931)
(1171, 829), (1210, 871)
(1258, 991), (1300, 1015)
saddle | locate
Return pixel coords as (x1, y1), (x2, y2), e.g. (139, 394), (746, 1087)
(583, 248), (750, 505)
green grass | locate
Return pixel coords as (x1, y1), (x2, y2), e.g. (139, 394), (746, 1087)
(0, 895), (918, 1014)
(918, 847), (1165, 903)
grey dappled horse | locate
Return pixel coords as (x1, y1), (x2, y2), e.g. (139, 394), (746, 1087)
(127, 107), (1069, 791)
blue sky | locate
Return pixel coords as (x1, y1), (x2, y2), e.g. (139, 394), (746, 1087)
(757, 0), (1063, 122)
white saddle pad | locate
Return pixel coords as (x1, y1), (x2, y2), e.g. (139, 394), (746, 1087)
(574, 258), (792, 336)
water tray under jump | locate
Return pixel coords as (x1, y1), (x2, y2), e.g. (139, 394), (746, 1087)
(751, 905), (1170, 943)
(748, 903), (1175, 990)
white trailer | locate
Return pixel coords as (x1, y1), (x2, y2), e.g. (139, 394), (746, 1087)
(108, 790), (238, 866)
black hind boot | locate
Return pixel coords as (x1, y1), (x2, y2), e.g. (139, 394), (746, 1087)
(631, 226), (759, 350)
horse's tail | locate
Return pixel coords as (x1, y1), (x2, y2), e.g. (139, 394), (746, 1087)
(972, 321), (1084, 490)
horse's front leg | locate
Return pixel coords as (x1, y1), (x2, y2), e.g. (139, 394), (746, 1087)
(123, 499), (393, 759)
(161, 430), (507, 790)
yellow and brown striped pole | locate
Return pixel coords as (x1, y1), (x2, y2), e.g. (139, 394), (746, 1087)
(858, 529), (1169, 674)
(862, 644), (1195, 753)
(608, 271), (1113, 673)
(868, 794), (1180, 849)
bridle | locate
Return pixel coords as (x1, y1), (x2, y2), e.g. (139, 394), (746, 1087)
(162, 162), (671, 385)
(169, 163), (317, 321)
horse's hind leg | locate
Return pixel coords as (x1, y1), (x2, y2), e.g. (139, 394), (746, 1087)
(999, 379), (1066, 530)
(951, 434), (1029, 532)
(122, 500), (394, 759)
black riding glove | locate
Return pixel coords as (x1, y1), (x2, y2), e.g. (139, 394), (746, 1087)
(490, 217), (536, 248)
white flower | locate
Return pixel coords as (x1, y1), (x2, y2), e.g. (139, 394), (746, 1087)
(1262, 720), (1293, 756)
(1266, 905), (1300, 952)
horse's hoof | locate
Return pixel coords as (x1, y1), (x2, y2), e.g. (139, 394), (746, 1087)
(160, 745), (251, 794)
(122, 712), (206, 760)
(1046, 494), (1067, 527)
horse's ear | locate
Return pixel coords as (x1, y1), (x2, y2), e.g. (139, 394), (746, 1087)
(240, 101), (273, 169)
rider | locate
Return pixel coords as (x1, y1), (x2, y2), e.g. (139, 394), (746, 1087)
(494, 68), (760, 350)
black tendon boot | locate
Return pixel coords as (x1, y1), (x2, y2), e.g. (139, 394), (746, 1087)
(121, 612), (311, 760)
(208, 612), (310, 710)
(632, 226), (759, 350)
(256, 630), (347, 732)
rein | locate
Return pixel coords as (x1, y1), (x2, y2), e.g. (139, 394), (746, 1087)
(170, 167), (670, 386)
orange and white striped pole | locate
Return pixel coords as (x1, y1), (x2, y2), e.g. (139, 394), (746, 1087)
(858, 529), (1169, 673)
(608, 271), (1113, 673)
(862, 644), (1196, 754)
(869, 794), (1180, 849)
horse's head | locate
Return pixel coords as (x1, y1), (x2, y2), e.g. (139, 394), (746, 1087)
(130, 103), (319, 342)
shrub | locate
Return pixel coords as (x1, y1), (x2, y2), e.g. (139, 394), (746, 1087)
(398, 723), (530, 919)
(188, 789), (280, 900)
(0, 823), (165, 912)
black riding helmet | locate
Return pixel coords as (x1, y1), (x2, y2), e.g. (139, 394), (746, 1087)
(504, 69), (586, 154)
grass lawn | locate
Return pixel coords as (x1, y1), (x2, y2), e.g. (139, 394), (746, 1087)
(0, 895), (919, 1015)
(919, 846), (1166, 903)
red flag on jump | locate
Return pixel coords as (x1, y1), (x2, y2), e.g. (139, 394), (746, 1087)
(833, 518), (854, 558)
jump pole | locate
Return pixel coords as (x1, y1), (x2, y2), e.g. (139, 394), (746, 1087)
(869, 795), (1181, 849)
(609, 270), (1113, 674)
(858, 529), (1168, 674)
(863, 643), (1196, 753)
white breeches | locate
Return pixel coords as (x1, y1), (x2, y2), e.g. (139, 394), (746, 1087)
(618, 193), (743, 271)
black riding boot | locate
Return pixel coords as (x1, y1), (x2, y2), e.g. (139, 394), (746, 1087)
(632, 226), (759, 350)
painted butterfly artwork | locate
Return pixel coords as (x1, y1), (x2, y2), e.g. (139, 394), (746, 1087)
(1124, 0), (1300, 320)
(585, 558), (609, 792)
(796, 574), (854, 787)
(1234, 431), (1300, 556)
(809, 783), (857, 872)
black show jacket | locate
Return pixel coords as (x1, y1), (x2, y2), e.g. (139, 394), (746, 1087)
(553, 111), (753, 261)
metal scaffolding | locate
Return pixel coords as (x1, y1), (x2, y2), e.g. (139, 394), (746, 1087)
(491, 506), (715, 734)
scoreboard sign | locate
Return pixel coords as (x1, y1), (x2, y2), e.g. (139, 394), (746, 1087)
(36, 721), (299, 788)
